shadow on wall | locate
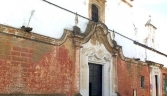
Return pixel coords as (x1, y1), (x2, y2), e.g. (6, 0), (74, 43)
(116, 92), (121, 96)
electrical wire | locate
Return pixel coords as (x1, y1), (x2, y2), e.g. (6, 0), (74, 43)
(41, 0), (167, 57)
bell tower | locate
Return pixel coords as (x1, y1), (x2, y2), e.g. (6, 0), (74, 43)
(144, 16), (157, 48)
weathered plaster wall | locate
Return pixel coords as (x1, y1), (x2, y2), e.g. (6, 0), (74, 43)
(0, 0), (89, 38)
(105, 0), (167, 67)
(117, 58), (150, 96)
(0, 25), (78, 95)
(0, 0), (167, 67)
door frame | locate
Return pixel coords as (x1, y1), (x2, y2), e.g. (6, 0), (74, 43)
(150, 66), (162, 96)
(80, 47), (113, 96)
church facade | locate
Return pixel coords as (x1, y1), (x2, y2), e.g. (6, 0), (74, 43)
(0, 0), (166, 96)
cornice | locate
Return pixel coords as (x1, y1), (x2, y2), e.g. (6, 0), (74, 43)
(0, 24), (72, 46)
(147, 60), (164, 68)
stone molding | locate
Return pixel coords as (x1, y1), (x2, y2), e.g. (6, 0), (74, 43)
(82, 22), (114, 53)
(147, 60), (164, 68)
(79, 21), (118, 96)
(81, 47), (111, 64)
(0, 24), (72, 46)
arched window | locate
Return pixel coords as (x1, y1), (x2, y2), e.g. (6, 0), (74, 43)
(91, 4), (98, 22)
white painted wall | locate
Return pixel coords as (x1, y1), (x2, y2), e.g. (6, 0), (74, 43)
(0, 0), (89, 38)
(0, 0), (167, 66)
(105, 0), (167, 66)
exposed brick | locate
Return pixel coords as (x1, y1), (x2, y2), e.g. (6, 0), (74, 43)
(29, 49), (33, 54)
(0, 26), (76, 95)
(29, 58), (33, 63)
(10, 51), (20, 56)
(11, 61), (20, 65)
(161, 68), (167, 95)
(0, 43), (5, 48)
(12, 56), (28, 62)
(0, 54), (10, 59)
(13, 46), (22, 51)
(22, 77), (29, 82)
(117, 58), (150, 96)
(21, 48), (29, 53)
(21, 63), (30, 67)
(22, 68), (28, 72)
(21, 53), (29, 57)
(21, 73), (30, 77)
(0, 49), (7, 56)
(29, 53), (33, 57)
(0, 45), (11, 50)
(3, 50), (10, 54)
(13, 46), (29, 53)
(11, 69), (19, 73)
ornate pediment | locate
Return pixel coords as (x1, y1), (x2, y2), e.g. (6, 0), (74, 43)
(81, 22), (114, 54)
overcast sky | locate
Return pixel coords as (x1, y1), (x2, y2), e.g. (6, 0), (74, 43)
(132, 0), (167, 53)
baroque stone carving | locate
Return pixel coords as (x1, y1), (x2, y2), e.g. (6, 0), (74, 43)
(81, 47), (96, 56)
(81, 47), (111, 63)
(81, 21), (114, 56)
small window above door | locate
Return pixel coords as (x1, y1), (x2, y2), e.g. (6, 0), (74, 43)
(92, 4), (98, 22)
(89, 0), (106, 23)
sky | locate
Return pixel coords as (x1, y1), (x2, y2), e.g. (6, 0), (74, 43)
(132, 0), (167, 53)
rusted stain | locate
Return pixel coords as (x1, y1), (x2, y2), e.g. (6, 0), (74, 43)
(0, 33), (75, 95)
(32, 43), (52, 62)
(27, 45), (73, 94)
